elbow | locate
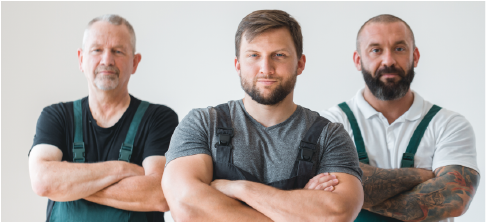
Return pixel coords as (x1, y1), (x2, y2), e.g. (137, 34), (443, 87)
(153, 196), (170, 212)
(31, 176), (54, 197)
(168, 201), (199, 222)
(326, 192), (364, 221)
(449, 205), (469, 218)
(32, 182), (50, 197)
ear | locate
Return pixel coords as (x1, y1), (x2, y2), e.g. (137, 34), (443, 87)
(77, 48), (84, 72)
(234, 56), (241, 76)
(353, 50), (362, 71)
(131, 53), (142, 74)
(296, 54), (306, 76)
(413, 47), (420, 67)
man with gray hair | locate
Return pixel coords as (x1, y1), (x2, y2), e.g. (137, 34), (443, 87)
(28, 14), (178, 222)
(320, 14), (480, 221)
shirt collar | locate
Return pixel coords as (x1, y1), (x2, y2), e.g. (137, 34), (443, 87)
(355, 88), (424, 121)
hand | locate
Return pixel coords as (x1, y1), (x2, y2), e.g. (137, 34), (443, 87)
(304, 173), (339, 191)
(211, 179), (240, 199)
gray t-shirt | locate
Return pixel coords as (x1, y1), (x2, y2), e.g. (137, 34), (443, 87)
(166, 100), (362, 183)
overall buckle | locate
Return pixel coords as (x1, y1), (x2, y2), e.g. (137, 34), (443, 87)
(217, 128), (234, 146)
(119, 143), (133, 162)
(73, 142), (85, 162)
(298, 141), (316, 162)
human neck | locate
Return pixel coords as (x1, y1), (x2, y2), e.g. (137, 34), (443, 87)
(363, 86), (414, 124)
(88, 87), (131, 128)
(242, 92), (297, 128)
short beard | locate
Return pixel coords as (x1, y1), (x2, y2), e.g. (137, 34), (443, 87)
(94, 65), (120, 91)
(362, 63), (414, 101)
(240, 71), (297, 105)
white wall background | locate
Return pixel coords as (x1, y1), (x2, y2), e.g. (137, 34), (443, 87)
(2, 2), (484, 221)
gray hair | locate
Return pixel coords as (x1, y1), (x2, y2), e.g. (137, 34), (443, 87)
(82, 14), (136, 53)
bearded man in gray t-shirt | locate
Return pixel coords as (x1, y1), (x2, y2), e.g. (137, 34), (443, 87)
(163, 10), (364, 221)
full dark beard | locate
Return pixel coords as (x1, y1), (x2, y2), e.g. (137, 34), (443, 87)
(240, 73), (297, 105)
(362, 64), (414, 101)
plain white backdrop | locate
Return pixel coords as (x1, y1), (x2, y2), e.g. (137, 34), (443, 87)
(2, 2), (484, 221)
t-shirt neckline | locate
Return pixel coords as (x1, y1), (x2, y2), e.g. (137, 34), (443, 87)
(236, 99), (302, 131)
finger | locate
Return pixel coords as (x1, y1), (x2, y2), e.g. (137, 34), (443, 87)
(324, 186), (334, 192)
(314, 179), (339, 190)
(305, 178), (319, 189)
(317, 174), (337, 184)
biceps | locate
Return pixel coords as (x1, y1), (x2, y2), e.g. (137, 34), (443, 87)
(332, 173), (364, 204)
(142, 156), (166, 176)
(163, 154), (213, 186)
(29, 144), (63, 163)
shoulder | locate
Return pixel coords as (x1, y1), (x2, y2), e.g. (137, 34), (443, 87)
(424, 101), (474, 137)
(38, 100), (75, 120)
(147, 103), (179, 120)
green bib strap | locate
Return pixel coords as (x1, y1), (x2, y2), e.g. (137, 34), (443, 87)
(338, 102), (369, 164)
(401, 105), (442, 168)
(118, 101), (150, 162)
(73, 99), (85, 163)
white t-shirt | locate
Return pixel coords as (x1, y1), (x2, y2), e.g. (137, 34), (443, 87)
(320, 88), (479, 222)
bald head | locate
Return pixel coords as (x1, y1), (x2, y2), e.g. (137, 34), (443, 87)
(356, 14), (415, 53)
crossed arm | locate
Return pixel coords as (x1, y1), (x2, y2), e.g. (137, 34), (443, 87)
(162, 153), (363, 222)
(29, 144), (169, 212)
(359, 163), (479, 221)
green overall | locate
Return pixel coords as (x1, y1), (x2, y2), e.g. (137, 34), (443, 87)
(338, 102), (442, 222)
(49, 99), (150, 222)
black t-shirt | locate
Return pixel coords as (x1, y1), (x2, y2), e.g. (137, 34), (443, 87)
(30, 95), (178, 222)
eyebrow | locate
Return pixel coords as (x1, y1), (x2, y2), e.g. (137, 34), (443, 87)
(367, 40), (409, 48)
(244, 48), (291, 53)
(89, 44), (127, 49)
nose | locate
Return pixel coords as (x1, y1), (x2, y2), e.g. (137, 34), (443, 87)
(381, 50), (397, 68)
(100, 50), (115, 66)
(259, 56), (275, 75)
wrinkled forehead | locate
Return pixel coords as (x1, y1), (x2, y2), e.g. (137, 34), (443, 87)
(83, 21), (133, 50)
(359, 22), (413, 47)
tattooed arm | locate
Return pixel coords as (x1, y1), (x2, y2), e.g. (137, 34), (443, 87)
(364, 165), (479, 221)
(360, 162), (435, 208)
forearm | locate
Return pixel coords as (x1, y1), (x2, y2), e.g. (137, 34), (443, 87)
(233, 180), (361, 222)
(166, 180), (272, 222)
(84, 173), (167, 212)
(30, 160), (130, 201)
(364, 165), (479, 221)
(360, 163), (433, 208)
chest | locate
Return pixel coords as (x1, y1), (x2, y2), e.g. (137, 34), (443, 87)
(354, 117), (436, 169)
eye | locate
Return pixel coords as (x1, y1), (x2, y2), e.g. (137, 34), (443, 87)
(92, 49), (101, 53)
(396, 47), (405, 52)
(248, 54), (258, 58)
(371, 48), (380, 53)
(275, 53), (285, 57)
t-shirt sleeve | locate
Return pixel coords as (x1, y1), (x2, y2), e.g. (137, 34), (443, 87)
(29, 103), (67, 156)
(317, 122), (363, 181)
(432, 113), (479, 174)
(142, 105), (179, 160)
(165, 108), (212, 166)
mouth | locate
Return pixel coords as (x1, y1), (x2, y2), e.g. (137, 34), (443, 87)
(257, 79), (277, 86)
(96, 71), (117, 75)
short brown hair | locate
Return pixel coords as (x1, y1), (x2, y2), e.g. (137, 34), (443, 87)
(356, 14), (415, 52)
(235, 10), (303, 59)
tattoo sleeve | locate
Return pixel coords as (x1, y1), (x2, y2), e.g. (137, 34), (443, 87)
(360, 162), (434, 208)
(364, 165), (479, 221)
